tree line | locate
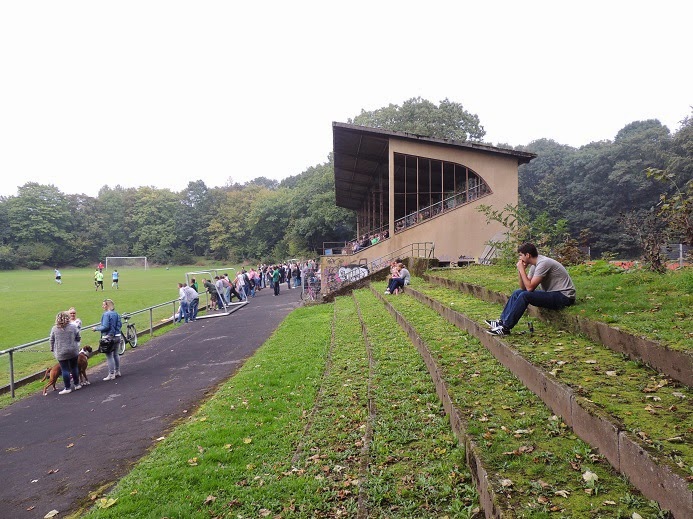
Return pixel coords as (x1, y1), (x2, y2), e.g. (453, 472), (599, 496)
(0, 160), (355, 269)
(0, 98), (690, 269)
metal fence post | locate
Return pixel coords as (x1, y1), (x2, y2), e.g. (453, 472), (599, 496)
(9, 351), (15, 398)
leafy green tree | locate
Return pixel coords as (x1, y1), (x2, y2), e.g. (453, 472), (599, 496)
(96, 186), (138, 257)
(645, 111), (693, 246)
(246, 188), (292, 262)
(127, 187), (180, 263)
(350, 97), (485, 141)
(177, 180), (212, 257)
(285, 160), (356, 254)
(6, 183), (74, 265)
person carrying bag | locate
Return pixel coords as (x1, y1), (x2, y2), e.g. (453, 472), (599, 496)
(93, 299), (123, 380)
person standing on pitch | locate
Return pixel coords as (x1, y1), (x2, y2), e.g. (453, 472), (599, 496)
(111, 269), (119, 289)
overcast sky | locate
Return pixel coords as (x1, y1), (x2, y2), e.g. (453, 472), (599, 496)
(1, 1), (691, 198)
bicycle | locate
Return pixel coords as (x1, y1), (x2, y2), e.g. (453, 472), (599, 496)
(117, 314), (138, 355)
(300, 280), (322, 301)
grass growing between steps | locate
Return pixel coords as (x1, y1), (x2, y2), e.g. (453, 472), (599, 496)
(353, 290), (480, 517)
(81, 297), (479, 518)
(429, 264), (693, 350)
(397, 279), (693, 485)
(379, 288), (667, 518)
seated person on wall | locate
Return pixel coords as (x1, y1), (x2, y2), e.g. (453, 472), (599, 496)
(485, 243), (576, 336)
(385, 263), (410, 295)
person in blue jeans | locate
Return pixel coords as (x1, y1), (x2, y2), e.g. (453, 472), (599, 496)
(486, 243), (576, 336)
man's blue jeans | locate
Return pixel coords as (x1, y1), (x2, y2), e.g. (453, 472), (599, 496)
(500, 289), (574, 330)
(179, 301), (190, 322)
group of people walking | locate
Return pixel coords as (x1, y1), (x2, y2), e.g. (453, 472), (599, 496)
(49, 299), (123, 395)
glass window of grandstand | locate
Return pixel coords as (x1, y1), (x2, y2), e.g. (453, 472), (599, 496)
(393, 153), (490, 232)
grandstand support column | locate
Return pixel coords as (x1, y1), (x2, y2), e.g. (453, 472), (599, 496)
(388, 143), (395, 236)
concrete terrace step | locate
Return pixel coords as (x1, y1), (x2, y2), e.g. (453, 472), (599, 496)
(386, 281), (691, 518)
(364, 286), (661, 518)
(423, 272), (692, 386)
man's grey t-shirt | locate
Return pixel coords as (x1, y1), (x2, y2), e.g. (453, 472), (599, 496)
(528, 255), (576, 299)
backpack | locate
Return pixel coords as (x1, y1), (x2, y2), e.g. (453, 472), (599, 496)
(243, 273), (253, 287)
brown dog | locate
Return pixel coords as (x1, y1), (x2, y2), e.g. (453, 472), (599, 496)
(42, 346), (93, 395)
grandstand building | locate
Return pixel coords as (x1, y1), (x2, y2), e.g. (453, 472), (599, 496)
(329, 122), (536, 268)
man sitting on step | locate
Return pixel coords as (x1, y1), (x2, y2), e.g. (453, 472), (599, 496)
(486, 243), (576, 336)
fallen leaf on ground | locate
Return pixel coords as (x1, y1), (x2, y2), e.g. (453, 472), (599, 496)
(96, 498), (117, 509)
(582, 470), (598, 483)
(203, 495), (216, 505)
(66, 443), (74, 448)
(44, 510), (59, 518)
(554, 490), (570, 498)
(500, 479), (513, 487)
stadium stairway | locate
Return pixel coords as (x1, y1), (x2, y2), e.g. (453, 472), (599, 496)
(359, 275), (692, 518)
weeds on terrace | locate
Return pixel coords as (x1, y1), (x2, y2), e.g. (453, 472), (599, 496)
(429, 264), (693, 350)
(405, 279), (692, 478)
(290, 298), (369, 517)
(379, 286), (658, 518)
(81, 296), (479, 518)
(353, 289), (480, 517)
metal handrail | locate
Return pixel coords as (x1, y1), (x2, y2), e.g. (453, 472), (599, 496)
(366, 242), (435, 273)
(394, 186), (490, 233)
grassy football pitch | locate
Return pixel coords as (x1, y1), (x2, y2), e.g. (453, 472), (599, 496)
(0, 264), (241, 386)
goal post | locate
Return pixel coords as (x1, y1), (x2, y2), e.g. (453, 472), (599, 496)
(105, 256), (148, 270)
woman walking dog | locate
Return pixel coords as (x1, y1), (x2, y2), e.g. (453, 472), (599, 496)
(49, 311), (82, 394)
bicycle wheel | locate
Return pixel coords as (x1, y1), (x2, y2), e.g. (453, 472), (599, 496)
(117, 336), (126, 356)
(127, 324), (138, 348)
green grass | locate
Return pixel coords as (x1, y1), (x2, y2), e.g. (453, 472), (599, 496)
(0, 264), (242, 386)
(77, 294), (482, 518)
(81, 304), (334, 518)
(429, 264), (693, 350)
(376, 285), (667, 518)
(393, 278), (692, 480)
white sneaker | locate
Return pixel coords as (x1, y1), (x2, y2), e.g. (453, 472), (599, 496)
(59, 388), (72, 395)
(73, 384), (82, 390)
(103, 374), (115, 381)
(115, 371), (122, 378)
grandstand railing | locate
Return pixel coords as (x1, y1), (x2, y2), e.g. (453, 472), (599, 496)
(0, 293), (215, 398)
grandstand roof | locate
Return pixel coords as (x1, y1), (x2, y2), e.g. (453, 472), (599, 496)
(332, 122), (535, 211)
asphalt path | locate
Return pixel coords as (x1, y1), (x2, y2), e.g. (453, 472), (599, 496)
(0, 284), (303, 518)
